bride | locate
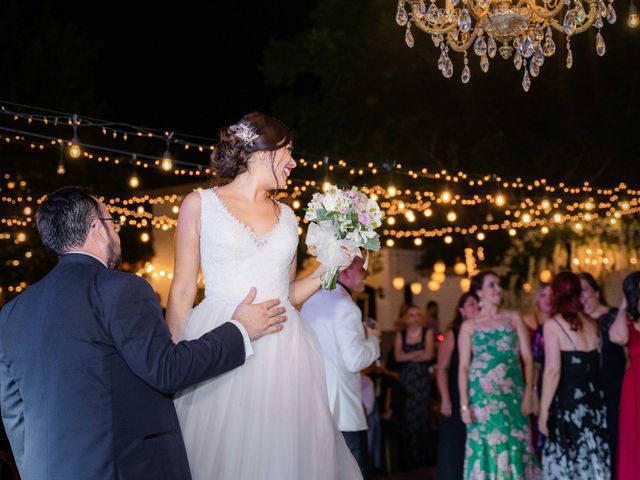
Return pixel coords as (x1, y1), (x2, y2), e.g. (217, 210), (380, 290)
(167, 112), (363, 479)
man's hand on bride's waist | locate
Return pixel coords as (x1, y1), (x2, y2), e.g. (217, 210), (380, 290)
(232, 287), (287, 341)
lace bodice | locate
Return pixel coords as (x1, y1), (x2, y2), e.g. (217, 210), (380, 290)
(198, 188), (298, 306)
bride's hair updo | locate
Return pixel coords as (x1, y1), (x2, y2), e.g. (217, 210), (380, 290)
(211, 112), (292, 183)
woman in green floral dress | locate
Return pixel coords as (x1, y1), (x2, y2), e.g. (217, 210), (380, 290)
(458, 271), (541, 480)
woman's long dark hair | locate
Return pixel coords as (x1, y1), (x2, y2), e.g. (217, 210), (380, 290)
(623, 272), (640, 322)
(552, 271), (584, 331)
(450, 292), (479, 333)
(578, 272), (609, 307)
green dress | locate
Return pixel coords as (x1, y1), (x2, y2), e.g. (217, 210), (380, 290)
(463, 321), (541, 480)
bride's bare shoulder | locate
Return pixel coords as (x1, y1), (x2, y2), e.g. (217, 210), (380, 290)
(181, 190), (203, 210)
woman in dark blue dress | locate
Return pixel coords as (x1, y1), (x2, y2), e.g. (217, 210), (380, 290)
(579, 272), (625, 475)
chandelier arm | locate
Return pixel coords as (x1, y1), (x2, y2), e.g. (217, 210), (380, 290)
(521, 0), (566, 19)
(466, 0), (490, 20)
(546, 4), (596, 33)
(412, 15), (459, 34)
(446, 27), (482, 51)
(573, 7), (597, 33)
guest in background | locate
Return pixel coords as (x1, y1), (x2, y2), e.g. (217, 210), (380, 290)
(579, 271), (625, 473)
(425, 300), (439, 332)
(524, 283), (553, 457)
(539, 272), (610, 479)
(394, 304), (435, 471)
(458, 271), (540, 479)
(436, 292), (479, 480)
(360, 372), (382, 473)
(302, 256), (381, 479)
(610, 271), (640, 480)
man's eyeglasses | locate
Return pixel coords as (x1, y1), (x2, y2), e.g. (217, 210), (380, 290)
(98, 217), (122, 234)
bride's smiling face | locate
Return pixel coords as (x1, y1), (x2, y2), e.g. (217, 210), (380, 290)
(258, 143), (296, 190)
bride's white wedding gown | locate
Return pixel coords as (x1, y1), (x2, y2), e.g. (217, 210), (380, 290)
(174, 188), (362, 480)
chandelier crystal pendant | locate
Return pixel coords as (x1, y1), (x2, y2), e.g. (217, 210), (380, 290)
(396, 0), (615, 91)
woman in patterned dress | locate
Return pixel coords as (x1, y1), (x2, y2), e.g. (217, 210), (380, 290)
(524, 283), (553, 458)
(458, 271), (540, 479)
(394, 304), (435, 471)
(538, 272), (610, 479)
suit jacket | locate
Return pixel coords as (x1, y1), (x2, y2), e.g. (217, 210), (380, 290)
(301, 284), (379, 432)
(0, 253), (245, 479)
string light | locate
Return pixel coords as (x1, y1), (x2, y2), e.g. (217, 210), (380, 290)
(129, 154), (140, 188)
(68, 113), (82, 159)
(629, 0), (639, 27)
(410, 281), (423, 295)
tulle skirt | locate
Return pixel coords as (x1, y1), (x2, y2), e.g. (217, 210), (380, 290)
(174, 298), (363, 480)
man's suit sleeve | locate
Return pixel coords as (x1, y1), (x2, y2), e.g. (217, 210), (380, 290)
(0, 307), (25, 471)
(334, 301), (380, 373)
(104, 274), (246, 394)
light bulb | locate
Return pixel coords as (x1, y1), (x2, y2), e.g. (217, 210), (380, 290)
(68, 137), (82, 159)
(447, 211), (457, 222)
(392, 276), (405, 290)
(161, 155), (173, 172)
(410, 282), (423, 295)
(495, 194), (506, 206)
(539, 269), (553, 283)
(129, 175), (140, 188)
(386, 238), (395, 247)
(629, 3), (639, 27)
(387, 185), (397, 197)
(453, 262), (467, 275)
(413, 237), (423, 246)
(140, 232), (150, 243)
(434, 261), (446, 273)
(57, 162), (66, 175)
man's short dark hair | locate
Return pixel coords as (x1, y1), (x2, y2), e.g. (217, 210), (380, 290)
(36, 186), (101, 256)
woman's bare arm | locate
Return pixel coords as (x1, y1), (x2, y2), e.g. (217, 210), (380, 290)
(610, 298), (629, 346)
(512, 311), (534, 416)
(458, 320), (474, 424)
(288, 254), (322, 306)
(437, 329), (455, 416)
(166, 192), (201, 342)
(538, 321), (561, 436)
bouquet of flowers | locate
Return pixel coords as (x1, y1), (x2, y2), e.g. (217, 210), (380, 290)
(305, 186), (383, 290)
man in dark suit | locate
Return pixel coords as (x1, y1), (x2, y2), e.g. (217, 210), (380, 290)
(0, 186), (286, 479)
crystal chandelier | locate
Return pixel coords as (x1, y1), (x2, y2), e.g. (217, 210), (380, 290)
(395, 0), (616, 91)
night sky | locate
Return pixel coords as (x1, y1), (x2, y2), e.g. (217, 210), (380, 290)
(44, 1), (317, 135)
(2, 0), (639, 182)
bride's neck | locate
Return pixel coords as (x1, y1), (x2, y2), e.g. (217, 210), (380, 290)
(225, 173), (269, 202)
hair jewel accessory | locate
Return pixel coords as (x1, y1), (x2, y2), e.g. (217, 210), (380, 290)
(229, 123), (259, 147)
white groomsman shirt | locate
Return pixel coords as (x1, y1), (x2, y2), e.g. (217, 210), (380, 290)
(301, 283), (380, 432)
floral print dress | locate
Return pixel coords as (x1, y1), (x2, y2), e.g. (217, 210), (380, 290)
(541, 320), (610, 479)
(464, 321), (541, 480)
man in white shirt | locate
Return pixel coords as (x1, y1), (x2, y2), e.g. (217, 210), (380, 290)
(301, 256), (381, 479)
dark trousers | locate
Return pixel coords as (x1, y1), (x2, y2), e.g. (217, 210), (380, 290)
(342, 430), (370, 480)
